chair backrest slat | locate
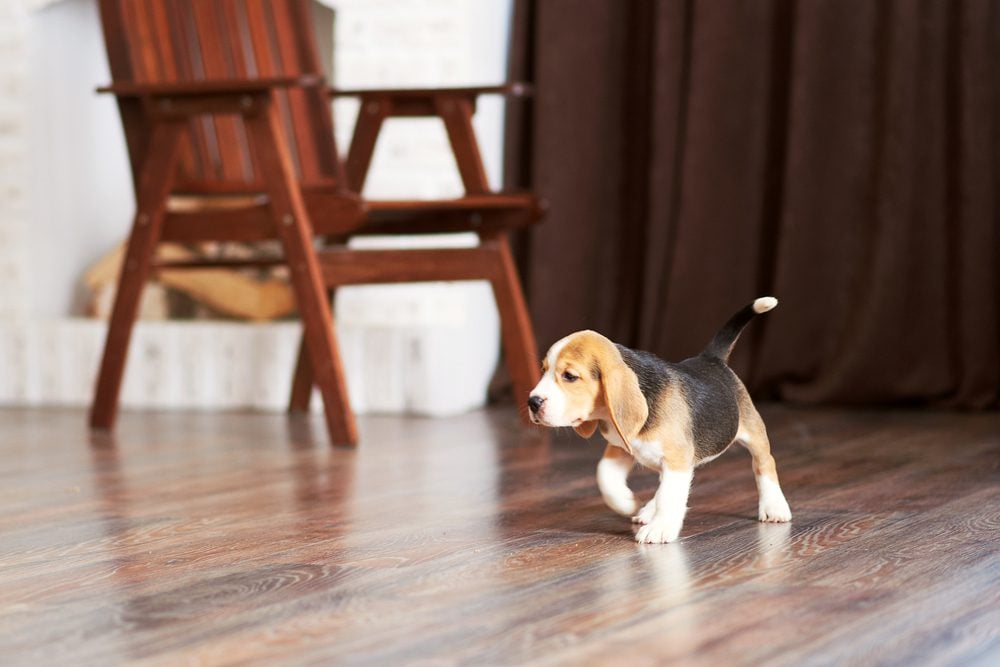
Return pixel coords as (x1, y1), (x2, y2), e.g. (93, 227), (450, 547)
(99, 0), (342, 193)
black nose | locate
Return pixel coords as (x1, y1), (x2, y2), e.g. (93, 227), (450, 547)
(527, 395), (545, 413)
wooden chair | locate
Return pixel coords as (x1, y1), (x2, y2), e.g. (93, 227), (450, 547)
(92, 0), (543, 445)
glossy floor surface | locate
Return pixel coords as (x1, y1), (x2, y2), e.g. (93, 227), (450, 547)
(0, 406), (998, 666)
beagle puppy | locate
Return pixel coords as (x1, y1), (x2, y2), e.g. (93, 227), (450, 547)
(527, 297), (791, 544)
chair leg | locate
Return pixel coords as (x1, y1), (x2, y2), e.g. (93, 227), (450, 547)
(288, 333), (313, 413)
(288, 288), (333, 413)
(487, 235), (540, 420)
(245, 98), (357, 445)
(90, 121), (185, 430)
(89, 223), (158, 429)
(291, 280), (355, 445)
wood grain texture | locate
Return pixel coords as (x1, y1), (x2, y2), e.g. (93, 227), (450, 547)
(1, 406), (997, 666)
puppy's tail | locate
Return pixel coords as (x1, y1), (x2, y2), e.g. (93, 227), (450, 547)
(702, 297), (778, 363)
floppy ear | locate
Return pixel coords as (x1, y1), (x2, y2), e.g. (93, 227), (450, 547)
(574, 421), (599, 438)
(598, 347), (648, 448)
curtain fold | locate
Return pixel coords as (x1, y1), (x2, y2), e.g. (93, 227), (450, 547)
(506, 0), (999, 408)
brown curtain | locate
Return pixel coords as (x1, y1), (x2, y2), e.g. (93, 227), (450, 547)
(506, 0), (999, 408)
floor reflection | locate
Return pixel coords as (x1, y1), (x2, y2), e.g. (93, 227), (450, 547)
(755, 520), (793, 570)
(636, 541), (693, 605)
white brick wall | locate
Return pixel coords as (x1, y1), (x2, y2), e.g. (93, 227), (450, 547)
(330, 0), (512, 198)
(0, 1), (33, 319)
(0, 0), (514, 414)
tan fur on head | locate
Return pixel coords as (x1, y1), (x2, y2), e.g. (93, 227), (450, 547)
(529, 331), (648, 453)
(590, 333), (648, 450)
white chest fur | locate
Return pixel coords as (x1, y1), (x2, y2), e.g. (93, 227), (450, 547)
(600, 424), (665, 471)
(630, 438), (664, 470)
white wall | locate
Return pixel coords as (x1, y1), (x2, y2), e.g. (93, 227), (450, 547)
(26, 0), (133, 317)
(18, 0), (514, 317)
(330, 0), (512, 198)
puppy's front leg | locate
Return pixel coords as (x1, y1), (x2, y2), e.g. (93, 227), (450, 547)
(632, 497), (656, 525)
(596, 444), (639, 516)
(635, 467), (694, 544)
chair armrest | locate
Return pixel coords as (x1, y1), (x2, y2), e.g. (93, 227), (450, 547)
(336, 83), (531, 191)
(329, 82), (532, 100)
(97, 75), (324, 97)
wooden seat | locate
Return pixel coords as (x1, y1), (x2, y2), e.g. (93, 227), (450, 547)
(358, 194), (545, 236)
(91, 0), (542, 445)
(161, 189), (365, 242)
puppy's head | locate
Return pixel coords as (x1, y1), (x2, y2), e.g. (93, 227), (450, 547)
(527, 331), (648, 447)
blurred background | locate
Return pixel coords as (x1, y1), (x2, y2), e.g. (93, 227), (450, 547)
(1, 0), (997, 414)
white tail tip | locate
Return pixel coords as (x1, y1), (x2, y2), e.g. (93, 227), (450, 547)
(753, 296), (778, 313)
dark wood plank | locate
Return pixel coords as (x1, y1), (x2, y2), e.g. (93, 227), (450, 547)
(97, 75), (324, 96)
(3, 406), (997, 666)
(330, 83), (532, 98)
(158, 189), (364, 242)
(315, 245), (499, 285)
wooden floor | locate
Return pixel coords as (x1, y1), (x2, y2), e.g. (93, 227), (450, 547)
(0, 405), (997, 666)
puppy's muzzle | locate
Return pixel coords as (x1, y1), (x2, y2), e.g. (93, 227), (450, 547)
(527, 395), (546, 417)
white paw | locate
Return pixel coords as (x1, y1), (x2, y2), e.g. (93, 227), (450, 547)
(602, 490), (638, 517)
(597, 458), (638, 517)
(758, 496), (792, 523)
(756, 476), (792, 522)
(631, 499), (656, 525)
(635, 520), (682, 544)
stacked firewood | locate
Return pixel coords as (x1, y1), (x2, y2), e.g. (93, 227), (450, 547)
(83, 242), (296, 321)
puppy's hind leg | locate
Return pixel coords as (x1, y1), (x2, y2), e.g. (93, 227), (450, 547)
(597, 444), (639, 517)
(737, 403), (791, 523)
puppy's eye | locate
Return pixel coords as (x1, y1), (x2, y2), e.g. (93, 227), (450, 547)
(562, 371), (579, 383)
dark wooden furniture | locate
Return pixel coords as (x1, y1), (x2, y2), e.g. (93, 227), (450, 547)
(91, 0), (543, 445)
